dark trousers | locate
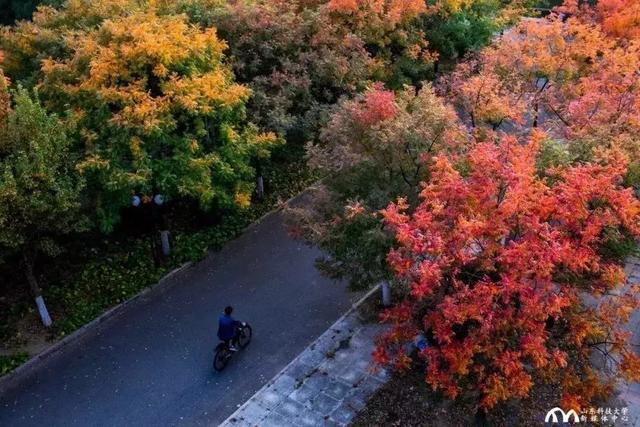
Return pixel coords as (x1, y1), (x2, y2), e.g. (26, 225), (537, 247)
(223, 336), (237, 348)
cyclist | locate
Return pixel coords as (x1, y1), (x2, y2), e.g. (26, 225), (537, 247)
(218, 306), (241, 351)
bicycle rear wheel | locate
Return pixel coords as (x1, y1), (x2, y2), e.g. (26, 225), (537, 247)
(213, 347), (231, 372)
(238, 324), (252, 349)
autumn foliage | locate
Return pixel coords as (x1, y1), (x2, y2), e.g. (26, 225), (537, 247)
(596, 0), (640, 40)
(295, 83), (466, 288)
(1, 0), (639, 416)
(377, 133), (640, 410)
(195, 0), (375, 140)
(444, 8), (640, 162)
(3, 4), (281, 230)
(308, 82), (466, 188)
(326, 0), (426, 26)
(560, 0), (640, 40)
(362, 0), (640, 413)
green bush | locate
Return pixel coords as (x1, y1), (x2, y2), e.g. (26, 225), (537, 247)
(0, 352), (28, 376)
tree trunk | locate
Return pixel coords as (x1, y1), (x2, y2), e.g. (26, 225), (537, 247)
(150, 234), (162, 266)
(150, 202), (169, 264)
(256, 175), (265, 200)
(381, 281), (392, 307)
(160, 230), (171, 256)
(24, 252), (52, 327)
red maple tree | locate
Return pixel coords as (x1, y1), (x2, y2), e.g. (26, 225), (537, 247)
(376, 132), (640, 410)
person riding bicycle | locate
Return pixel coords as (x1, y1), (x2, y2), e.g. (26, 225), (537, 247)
(218, 306), (241, 351)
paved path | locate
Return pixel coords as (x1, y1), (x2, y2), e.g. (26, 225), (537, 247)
(0, 211), (354, 427)
(617, 256), (640, 426)
(221, 290), (388, 427)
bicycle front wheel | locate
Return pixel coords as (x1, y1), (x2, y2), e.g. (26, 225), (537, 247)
(238, 324), (252, 349)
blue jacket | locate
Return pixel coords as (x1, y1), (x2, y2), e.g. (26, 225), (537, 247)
(218, 314), (237, 340)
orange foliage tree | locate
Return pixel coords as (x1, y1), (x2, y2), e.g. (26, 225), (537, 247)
(559, 0), (640, 40)
(376, 133), (640, 411)
(444, 6), (640, 162)
(0, 0), (148, 80)
(595, 0), (640, 40)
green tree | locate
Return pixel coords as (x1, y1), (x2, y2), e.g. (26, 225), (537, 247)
(36, 9), (280, 231)
(0, 81), (87, 327)
(421, 0), (502, 64)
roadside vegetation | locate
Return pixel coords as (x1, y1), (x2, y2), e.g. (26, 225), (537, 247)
(1, 1), (639, 426)
(0, 352), (28, 376)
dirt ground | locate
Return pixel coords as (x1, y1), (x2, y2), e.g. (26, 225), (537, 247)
(351, 366), (563, 427)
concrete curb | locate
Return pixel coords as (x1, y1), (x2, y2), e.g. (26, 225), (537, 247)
(0, 261), (193, 395)
(221, 283), (381, 425)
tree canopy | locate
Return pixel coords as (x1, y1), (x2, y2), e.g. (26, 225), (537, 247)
(1, 0), (639, 416)
(3, 4), (281, 231)
(377, 133), (640, 410)
(0, 79), (86, 260)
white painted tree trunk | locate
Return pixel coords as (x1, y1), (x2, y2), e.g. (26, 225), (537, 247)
(381, 281), (392, 306)
(35, 295), (52, 327)
(160, 230), (171, 256)
(25, 254), (52, 327)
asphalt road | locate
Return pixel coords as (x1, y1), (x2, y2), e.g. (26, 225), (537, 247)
(0, 211), (352, 427)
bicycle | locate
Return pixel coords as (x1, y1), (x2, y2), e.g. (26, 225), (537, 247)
(213, 322), (252, 372)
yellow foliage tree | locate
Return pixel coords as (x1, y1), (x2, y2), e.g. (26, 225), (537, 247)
(24, 7), (279, 230)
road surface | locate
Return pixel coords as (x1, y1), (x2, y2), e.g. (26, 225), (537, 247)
(0, 210), (352, 427)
